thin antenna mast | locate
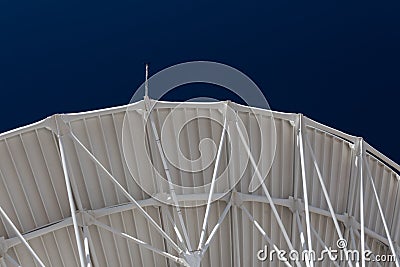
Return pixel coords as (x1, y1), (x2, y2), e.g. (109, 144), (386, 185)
(145, 63), (149, 98)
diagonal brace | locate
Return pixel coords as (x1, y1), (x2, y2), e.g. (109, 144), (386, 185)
(69, 131), (182, 254)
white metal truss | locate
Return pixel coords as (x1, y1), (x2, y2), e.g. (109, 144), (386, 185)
(303, 125), (353, 267)
(297, 116), (314, 267)
(198, 105), (228, 251)
(241, 205), (292, 267)
(234, 115), (302, 267)
(0, 100), (398, 267)
(67, 129), (186, 263)
(308, 219), (340, 267)
(358, 138), (366, 267)
(0, 207), (45, 267)
(92, 218), (188, 266)
(352, 228), (383, 267)
(57, 134), (87, 267)
(145, 99), (193, 253)
(363, 152), (400, 266)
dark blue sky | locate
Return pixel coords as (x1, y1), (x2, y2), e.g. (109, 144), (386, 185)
(1, 1), (399, 163)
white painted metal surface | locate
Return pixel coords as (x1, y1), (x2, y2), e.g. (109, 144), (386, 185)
(0, 100), (398, 266)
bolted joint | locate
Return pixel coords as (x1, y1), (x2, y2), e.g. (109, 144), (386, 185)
(44, 114), (71, 137)
(225, 101), (238, 123)
(55, 114), (71, 137)
(182, 251), (202, 267)
(143, 95), (151, 110)
(342, 213), (357, 229)
(354, 137), (364, 157)
(230, 191), (243, 207)
(77, 210), (96, 227)
(297, 113), (304, 133)
(288, 196), (305, 214)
